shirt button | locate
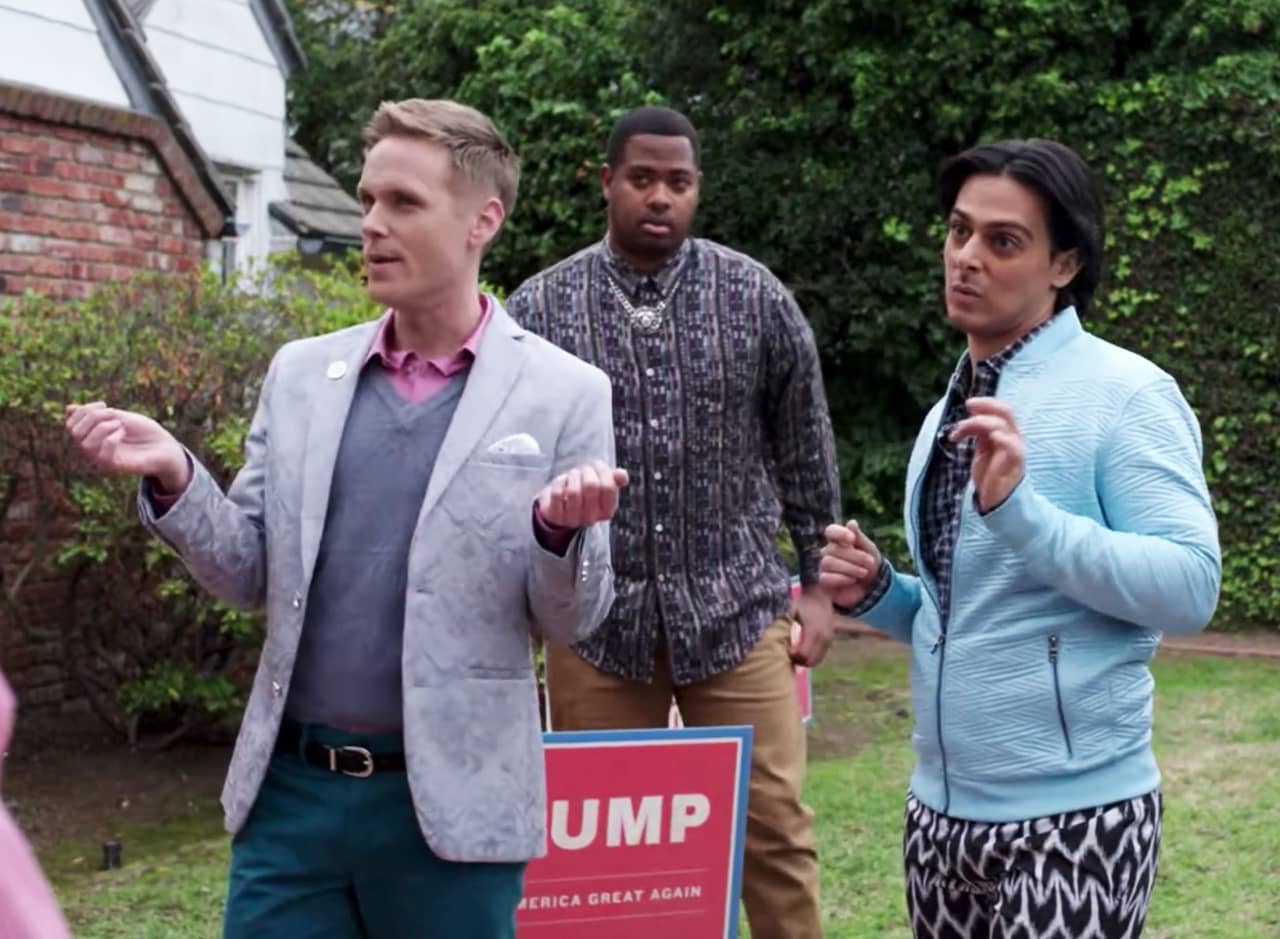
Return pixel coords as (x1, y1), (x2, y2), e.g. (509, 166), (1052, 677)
(291, 592), (302, 609)
(649, 418), (659, 429)
(654, 523), (664, 533)
(645, 367), (655, 377)
(653, 471), (663, 480)
(271, 680), (282, 697)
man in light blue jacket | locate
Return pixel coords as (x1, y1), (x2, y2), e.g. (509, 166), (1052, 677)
(821, 139), (1220, 939)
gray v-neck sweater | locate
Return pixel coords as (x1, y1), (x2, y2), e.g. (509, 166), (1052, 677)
(286, 368), (466, 728)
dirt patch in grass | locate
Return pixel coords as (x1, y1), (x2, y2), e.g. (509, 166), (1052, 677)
(3, 732), (230, 881)
(1161, 739), (1280, 806)
(808, 636), (912, 761)
(1158, 630), (1280, 659)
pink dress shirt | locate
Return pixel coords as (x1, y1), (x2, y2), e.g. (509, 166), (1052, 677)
(363, 299), (491, 404)
(0, 672), (73, 939)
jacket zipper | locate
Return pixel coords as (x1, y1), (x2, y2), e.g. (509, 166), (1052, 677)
(1048, 634), (1074, 758)
(913, 463), (953, 815)
(932, 515), (961, 815)
(931, 621), (950, 814)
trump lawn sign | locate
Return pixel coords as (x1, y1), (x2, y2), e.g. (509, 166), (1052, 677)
(517, 726), (753, 939)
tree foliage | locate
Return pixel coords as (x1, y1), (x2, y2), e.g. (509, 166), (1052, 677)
(285, 0), (1280, 628)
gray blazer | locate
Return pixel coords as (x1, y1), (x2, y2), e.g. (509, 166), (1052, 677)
(139, 301), (615, 863)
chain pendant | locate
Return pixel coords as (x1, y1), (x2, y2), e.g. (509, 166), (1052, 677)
(607, 275), (671, 335)
(630, 306), (664, 334)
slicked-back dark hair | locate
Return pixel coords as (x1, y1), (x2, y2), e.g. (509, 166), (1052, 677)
(606, 106), (700, 168)
(938, 139), (1104, 317)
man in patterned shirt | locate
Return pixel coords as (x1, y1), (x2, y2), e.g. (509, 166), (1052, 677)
(505, 106), (841, 939)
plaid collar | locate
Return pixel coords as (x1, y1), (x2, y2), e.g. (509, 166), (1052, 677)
(948, 311), (1059, 395)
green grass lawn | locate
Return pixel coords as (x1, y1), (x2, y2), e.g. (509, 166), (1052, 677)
(49, 640), (1280, 938)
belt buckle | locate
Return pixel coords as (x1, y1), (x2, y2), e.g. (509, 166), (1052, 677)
(329, 745), (374, 778)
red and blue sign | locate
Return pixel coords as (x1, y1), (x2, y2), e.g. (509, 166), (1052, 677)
(517, 726), (753, 938)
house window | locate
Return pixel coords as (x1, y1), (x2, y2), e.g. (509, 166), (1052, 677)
(215, 164), (263, 276)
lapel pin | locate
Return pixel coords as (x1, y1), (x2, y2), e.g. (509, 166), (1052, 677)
(326, 361), (348, 380)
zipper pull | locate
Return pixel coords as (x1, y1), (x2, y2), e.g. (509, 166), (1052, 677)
(1048, 634), (1059, 662)
(931, 635), (946, 654)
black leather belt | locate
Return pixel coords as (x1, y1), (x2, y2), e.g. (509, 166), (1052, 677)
(275, 720), (406, 778)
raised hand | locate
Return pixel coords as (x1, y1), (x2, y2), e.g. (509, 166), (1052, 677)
(949, 396), (1024, 513)
(64, 402), (190, 493)
(536, 460), (630, 529)
(819, 520), (883, 610)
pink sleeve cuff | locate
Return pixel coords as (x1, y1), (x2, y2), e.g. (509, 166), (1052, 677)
(532, 503), (578, 557)
(150, 488), (180, 511)
(146, 454), (194, 515)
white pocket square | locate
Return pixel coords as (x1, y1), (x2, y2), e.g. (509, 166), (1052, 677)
(486, 432), (542, 456)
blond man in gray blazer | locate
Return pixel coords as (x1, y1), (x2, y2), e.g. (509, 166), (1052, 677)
(66, 99), (625, 939)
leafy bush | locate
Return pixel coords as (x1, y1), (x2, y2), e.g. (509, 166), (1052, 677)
(0, 254), (377, 744)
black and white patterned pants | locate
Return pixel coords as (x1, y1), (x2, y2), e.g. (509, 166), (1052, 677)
(903, 790), (1163, 939)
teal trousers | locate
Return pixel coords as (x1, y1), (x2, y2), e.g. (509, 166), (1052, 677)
(223, 723), (526, 939)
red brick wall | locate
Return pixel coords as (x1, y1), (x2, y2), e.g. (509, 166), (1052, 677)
(0, 112), (205, 301)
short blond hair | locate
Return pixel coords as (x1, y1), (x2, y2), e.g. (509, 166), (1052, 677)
(363, 99), (519, 215)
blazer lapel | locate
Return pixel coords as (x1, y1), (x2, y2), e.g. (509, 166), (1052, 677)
(299, 322), (379, 582)
(417, 301), (529, 526)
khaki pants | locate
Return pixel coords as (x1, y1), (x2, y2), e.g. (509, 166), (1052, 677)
(546, 617), (822, 939)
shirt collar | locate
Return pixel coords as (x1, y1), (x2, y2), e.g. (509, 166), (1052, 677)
(364, 294), (491, 376)
(599, 235), (694, 299)
(951, 310), (1060, 392)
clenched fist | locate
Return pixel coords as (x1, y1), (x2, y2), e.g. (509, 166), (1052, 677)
(537, 460), (629, 529)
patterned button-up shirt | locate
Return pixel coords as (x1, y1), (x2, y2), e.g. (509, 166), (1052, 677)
(506, 237), (841, 684)
(853, 316), (1055, 618)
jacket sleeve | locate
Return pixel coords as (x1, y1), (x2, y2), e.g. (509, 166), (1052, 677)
(981, 375), (1221, 634)
(761, 283), (842, 585)
(848, 560), (922, 644)
(526, 367), (616, 644)
(137, 355), (278, 611)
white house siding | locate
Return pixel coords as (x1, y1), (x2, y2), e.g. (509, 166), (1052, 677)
(0, 0), (131, 108)
(138, 0), (286, 268)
